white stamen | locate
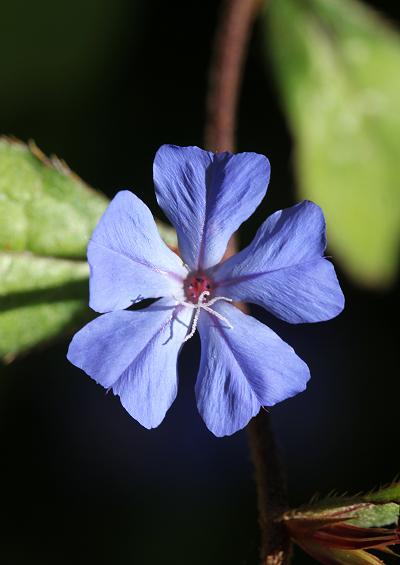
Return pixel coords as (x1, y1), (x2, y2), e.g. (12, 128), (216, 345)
(205, 295), (232, 307)
(178, 290), (233, 342)
(202, 305), (233, 328)
(183, 306), (202, 342)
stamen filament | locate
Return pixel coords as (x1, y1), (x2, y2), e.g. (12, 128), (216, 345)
(202, 305), (233, 328)
(179, 290), (233, 342)
(183, 308), (202, 342)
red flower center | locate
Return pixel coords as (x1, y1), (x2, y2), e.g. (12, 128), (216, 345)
(184, 272), (214, 304)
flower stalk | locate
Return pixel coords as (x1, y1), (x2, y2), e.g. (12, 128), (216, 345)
(205, 0), (262, 153)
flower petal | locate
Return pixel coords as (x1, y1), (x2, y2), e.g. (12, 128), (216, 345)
(88, 191), (187, 313)
(214, 201), (344, 324)
(67, 298), (191, 429)
(196, 302), (310, 437)
(153, 145), (270, 270)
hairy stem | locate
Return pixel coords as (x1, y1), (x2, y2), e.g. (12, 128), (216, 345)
(204, 1), (291, 563)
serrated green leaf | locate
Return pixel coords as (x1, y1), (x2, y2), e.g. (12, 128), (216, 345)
(0, 138), (108, 258)
(349, 502), (399, 528)
(265, 0), (400, 287)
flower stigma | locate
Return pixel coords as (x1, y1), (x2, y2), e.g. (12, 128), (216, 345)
(184, 273), (213, 303)
(177, 273), (233, 342)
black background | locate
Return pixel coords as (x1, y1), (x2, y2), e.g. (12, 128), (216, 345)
(0, 1), (399, 564)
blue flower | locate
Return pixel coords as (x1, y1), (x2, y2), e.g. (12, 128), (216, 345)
(67, 145), (344, 437)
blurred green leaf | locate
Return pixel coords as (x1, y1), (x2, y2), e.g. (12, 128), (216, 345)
(0, 253), (91, 363)
(0, 138), (108, 361)
(265, 0), (400, 287)
(155, 219), (178, 251)
(0, 138), (178, 362)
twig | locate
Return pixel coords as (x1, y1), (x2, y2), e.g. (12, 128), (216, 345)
(204, 1), (291, 563)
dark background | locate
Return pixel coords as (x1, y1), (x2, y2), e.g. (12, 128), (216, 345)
(0, 1), (398, 564)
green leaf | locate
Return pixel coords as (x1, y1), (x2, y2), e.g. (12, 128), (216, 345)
(0, 138), (108, 258)
(265, 0), (400, 287)
(349, 502), (399, 528)
(0, 252), (92, 363)
(289, 486), (400, 528)
(0, 138), (107, 361)
(0, 138), (179, 361)
(364, 481), (400, 504)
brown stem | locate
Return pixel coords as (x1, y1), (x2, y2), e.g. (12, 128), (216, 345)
(247, 413), (291, 565)
(204, 0), (262, 153)
(204, 1), (291, 563)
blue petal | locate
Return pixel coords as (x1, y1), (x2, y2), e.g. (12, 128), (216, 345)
(88, 191), (187, 313)
(153, 145), (270, 270)
(213, 201), (345, 324)
(196, 302), (310, 437)
(67, 298), (192, 429)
